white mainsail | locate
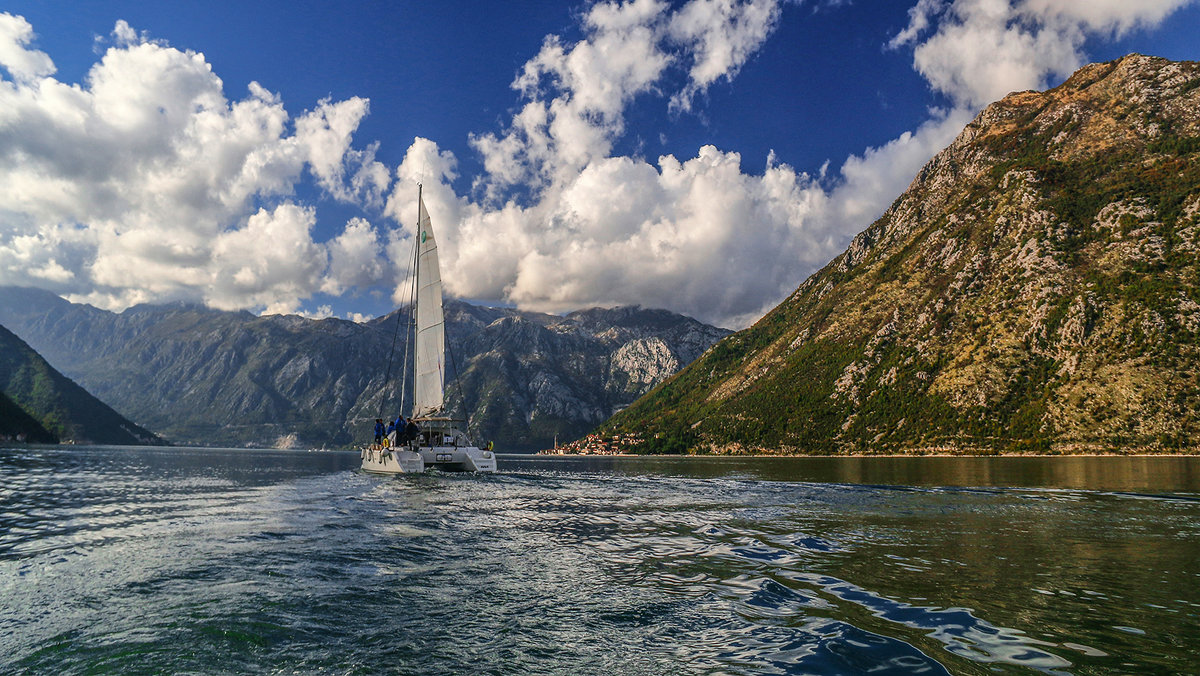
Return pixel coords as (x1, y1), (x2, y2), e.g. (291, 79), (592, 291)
(412, 190), (445, 418)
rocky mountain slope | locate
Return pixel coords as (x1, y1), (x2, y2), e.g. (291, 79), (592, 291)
(0, 288), (728, 449)
(602, 54), (1200, 455)
(0, 324), (163, 445)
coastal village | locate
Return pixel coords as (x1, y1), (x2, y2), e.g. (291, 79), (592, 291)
(544, 432), (644, 455)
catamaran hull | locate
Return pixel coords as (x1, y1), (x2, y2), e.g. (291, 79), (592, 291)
(419, 446), (497, 472)
(360, 447), (424, 474)
(359, 445), (496, 473)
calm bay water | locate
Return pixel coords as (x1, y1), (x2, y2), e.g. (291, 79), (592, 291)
(1, 447), (1197, 674)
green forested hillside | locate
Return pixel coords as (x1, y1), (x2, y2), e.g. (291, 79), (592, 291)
(0, 324), (162, 445)
(0, 390), (56, 443)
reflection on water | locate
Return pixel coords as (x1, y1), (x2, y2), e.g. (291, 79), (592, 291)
(1, 446), (1197, 674)
(510, 453), (1200, 492)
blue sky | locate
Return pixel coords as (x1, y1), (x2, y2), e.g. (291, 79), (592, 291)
(2, 0), (1198, 327)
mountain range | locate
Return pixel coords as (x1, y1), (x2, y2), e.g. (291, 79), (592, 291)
(599, 54), (1200, 455)
(0, 287), (728, 450)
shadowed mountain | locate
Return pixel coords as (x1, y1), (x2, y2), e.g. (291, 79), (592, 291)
(0, 324), (163, 445)
(0, 390), (57, 443)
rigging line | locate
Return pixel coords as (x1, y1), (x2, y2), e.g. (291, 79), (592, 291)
(399, 184), (422, 418)
(377, 298), (405, 421)
(378, 184), (422, 421)
(444, 325), (476, 438)
(397, 242), (416, 418)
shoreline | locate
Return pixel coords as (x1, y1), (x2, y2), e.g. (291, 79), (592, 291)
(535, 450), (1200, 458)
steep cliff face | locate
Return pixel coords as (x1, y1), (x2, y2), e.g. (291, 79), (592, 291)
(445, 305), (729, 447)
(605, 55), (1200, 454)
(0, 288), (727, 449)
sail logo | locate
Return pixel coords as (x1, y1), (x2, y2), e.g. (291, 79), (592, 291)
(422, 230), (427, 243)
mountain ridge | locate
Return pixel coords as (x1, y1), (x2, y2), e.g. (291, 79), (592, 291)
(0, 287), (729, 450)
(599, 54), (1200, 455)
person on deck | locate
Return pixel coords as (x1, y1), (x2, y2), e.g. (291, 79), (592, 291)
(404, 418), (420, 444)
(395, 415), (410, 446)
(373, 419), (384, 445)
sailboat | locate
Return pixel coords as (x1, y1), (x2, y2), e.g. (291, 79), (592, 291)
(360, 186), (497, 474)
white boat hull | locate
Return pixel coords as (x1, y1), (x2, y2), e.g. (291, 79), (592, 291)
(359, 444), (496, 473)
(360, 446), (424, 474)
(418, 445), (497, 472)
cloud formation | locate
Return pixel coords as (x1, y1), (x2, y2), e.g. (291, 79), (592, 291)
(0, 15), (389, 314)
(667, 0), (783, 113)
(890, 0), (1197, 107)
(0, 13), (54, 81)
(382, 0), (973, 326)
(411, 0), (1193, 327)
(382, 0), (836, 327)
(470, 0), (674, 195)
(2, 1), (1195, 328)
(468, 0), (786, 200)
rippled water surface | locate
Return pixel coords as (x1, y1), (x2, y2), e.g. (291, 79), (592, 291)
(2, 447), (1198, 674)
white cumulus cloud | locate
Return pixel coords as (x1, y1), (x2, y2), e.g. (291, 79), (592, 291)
(890, 0), (1198, 107)
(323, 217), (387, 296)
(0, 12), (54, 81)
(0, 15), (393, 314)
(385, 0), (971, 327)
(668, 0), (783, 112)
(471, 0), (675, 196)
(405, 0), (1194, 328)
(209, 203), (328, 314)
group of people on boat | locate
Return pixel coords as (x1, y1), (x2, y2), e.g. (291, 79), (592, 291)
(373, 415), (420, 448)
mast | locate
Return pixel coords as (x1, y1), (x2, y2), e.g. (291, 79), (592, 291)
(398, 200), (420, 419)
(406, 183), (420, 418)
